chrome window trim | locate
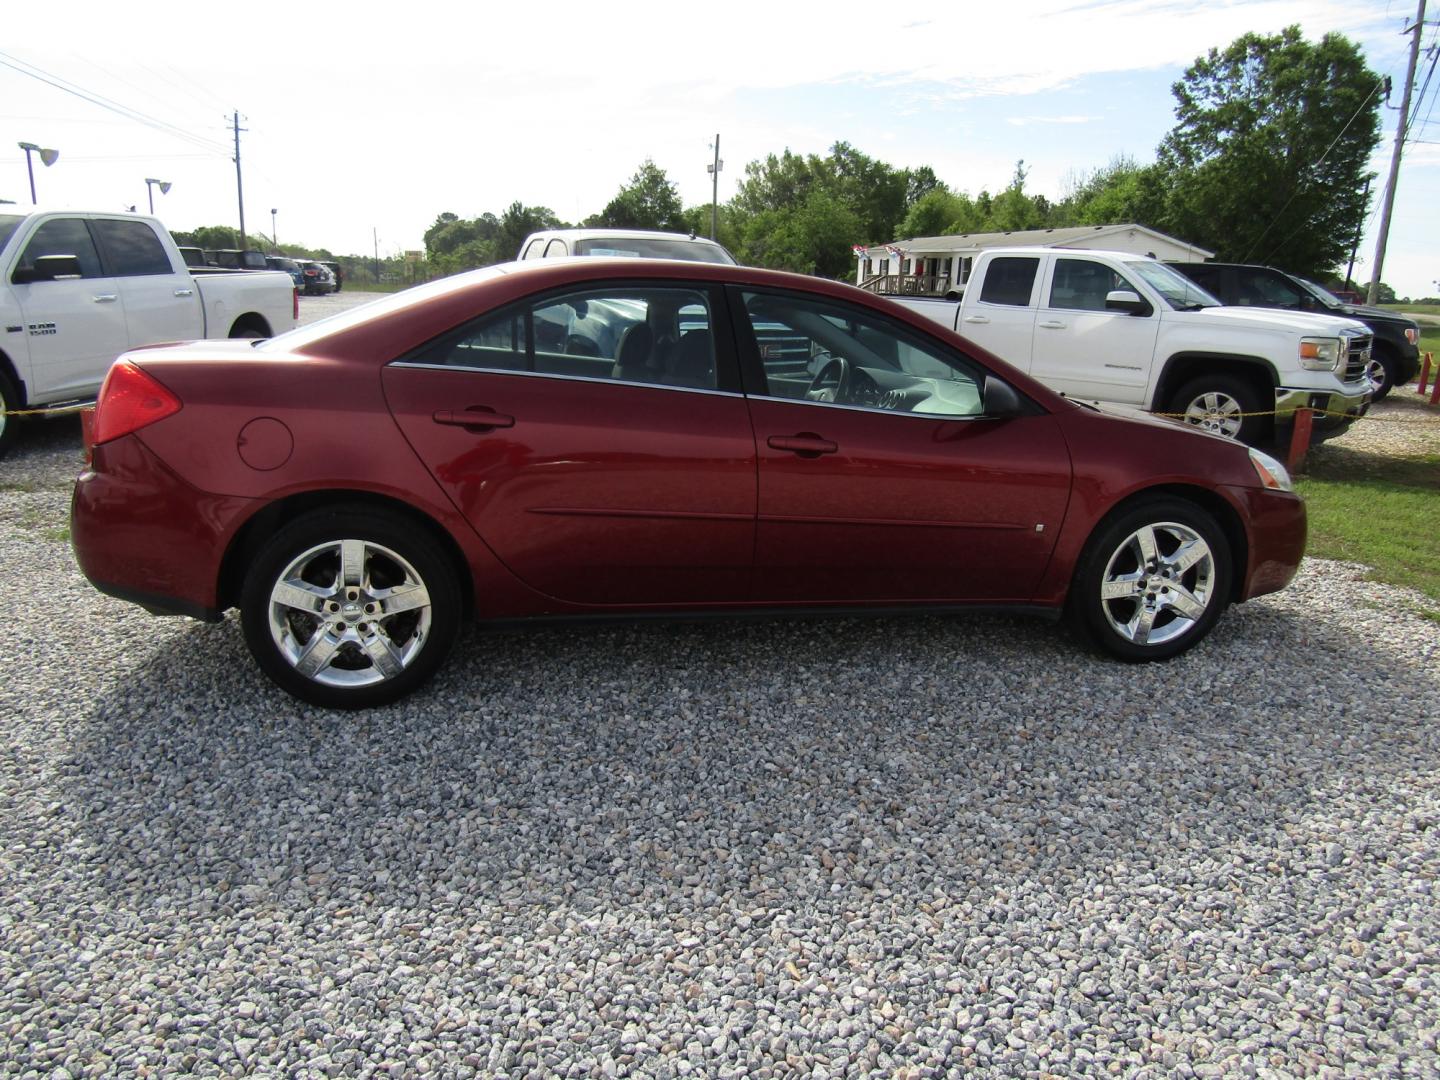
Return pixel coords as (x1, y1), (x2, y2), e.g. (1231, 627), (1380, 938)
(387, 361), (742, 399)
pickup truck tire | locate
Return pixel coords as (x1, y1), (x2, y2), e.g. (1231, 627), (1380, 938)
(239, 506), (462, 709)
(1069, 497), (1232, 663)
(1167, 374), (1268, 445)
(0, 369), (20, 458)
(1364, 346), (1400, 400)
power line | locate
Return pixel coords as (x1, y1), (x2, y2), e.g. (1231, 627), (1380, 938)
(0, 51), (231, 157)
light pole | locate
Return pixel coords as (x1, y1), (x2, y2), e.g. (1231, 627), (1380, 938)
(144, 178), (172, 215)
(18, 142), (59, 204)
(270, 208), (278, 252)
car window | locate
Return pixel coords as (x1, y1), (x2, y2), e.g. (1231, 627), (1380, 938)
(572, 237), (735, 264)
(1236, 269), (1308, 308)
(15, 217), (105, 279)
(543, 238), (569, 257)
(521, 239), (545, 260)
(1048, 258), (1138, 312)
(740, 290), (987, 418)
(93, 219), (174, 276)
(401, 286), (718, 390)
(977, 257), (1039, 306)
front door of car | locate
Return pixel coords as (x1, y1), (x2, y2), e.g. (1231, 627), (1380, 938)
(732, 287), (1073, 604)
(1029, 256), (1159, 405)
(91, 217), (205, 347)
(8, 216), (128, 401)
(383, 283), (757, 607)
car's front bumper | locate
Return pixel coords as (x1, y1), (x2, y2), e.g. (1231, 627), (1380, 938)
(1273, 381), (1372, 432)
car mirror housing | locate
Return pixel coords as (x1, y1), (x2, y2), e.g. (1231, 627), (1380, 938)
(1105, 289), (1150, 316)
(982, 375), (1024, 418)
(12, 254), (83, 284)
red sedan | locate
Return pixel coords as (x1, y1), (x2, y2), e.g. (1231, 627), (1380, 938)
(71, 259), (1306, 708)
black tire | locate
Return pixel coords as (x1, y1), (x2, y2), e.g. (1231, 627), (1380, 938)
(0, 368), (21, 460)
(1365, 347), (1399, 400)
(239, 507), (462, 708)
(1068, 498), (1232, 663)
(1167, 373), (1269, 445)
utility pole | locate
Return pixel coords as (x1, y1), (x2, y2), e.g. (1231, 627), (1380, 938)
(707, 134), (723, 241)
(1367, 0), (1426, 304)
(1345, 177), (1370, 291)
(232, 111), (249, 250)
(373, 227), (380, 285)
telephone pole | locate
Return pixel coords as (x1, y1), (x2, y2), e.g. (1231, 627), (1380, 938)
(1366, 0), (1426, 304)
(232, 111), (248, 250)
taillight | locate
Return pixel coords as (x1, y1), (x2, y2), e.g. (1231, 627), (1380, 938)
(91, 361), (182, 446)
(293, 286), (299, 320)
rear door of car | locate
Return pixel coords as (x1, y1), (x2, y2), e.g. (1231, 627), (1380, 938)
(382, 281), (757, 607)
(731, 285), (1072, 604)
(91, 217), (205, 348)
(955, 254), (1042, 370)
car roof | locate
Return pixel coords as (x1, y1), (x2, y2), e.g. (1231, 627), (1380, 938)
(530, 228), (726, 245)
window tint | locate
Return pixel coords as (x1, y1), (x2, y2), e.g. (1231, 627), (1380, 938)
(1048, 258), (1138, 312)
(93, 219), (174, 276)
(1235, 269), (1308, 309)
(740, 291), (987, 418)
(16, 218), (104, 279)
(977, 257), (1038, 306)
(402, 286), (717, 390)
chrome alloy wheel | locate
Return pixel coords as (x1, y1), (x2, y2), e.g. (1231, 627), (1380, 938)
(1180, 391), (1244, 439)
(267, 538), (433, 688)
(1363, 356), (1389, 397)
(1098, 521), (1216, 647)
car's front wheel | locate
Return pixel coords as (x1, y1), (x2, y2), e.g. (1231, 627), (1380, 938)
(0, 369), (20, 459)
(1069, 498), (1232, 662)
(240, 507), (462, 708)
(1168, 374), (1268, 445)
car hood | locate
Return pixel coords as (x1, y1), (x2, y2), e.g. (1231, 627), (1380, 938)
(1187, 306), (1369, 335)
(1330, 302), (1418, 328)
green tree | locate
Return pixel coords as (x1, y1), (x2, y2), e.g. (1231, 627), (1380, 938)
(1158, 26), (1381, 274)
(1054, 156), (1170, 227)
(591, 160), (686, 231)
(740, 190), (860, 278)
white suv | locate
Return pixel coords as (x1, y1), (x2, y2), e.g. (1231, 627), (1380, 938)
(517, 229), (736, 265)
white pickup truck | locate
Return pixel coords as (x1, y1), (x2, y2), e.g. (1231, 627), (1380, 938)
(0, 209), (297, 456)
(891, 247), (1374, 445)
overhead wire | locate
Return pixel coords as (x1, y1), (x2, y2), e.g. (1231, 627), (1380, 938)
(0, 50), (232, 158)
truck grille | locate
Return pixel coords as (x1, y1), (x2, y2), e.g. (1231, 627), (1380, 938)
(1342, 331), (1372, 385)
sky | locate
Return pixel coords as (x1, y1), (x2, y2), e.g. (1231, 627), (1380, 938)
(4, 0), (1437, 298)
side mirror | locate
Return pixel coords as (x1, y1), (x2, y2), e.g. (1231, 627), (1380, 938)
(1105, 289), (1150, 316)
(11, 254), (84, 284)
(982, 375), (1024, 418)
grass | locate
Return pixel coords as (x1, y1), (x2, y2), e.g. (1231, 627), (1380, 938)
(1296, 393), (1440, 616)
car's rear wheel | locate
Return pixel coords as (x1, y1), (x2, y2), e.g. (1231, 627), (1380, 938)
(1069, 498), (1232, 662)
(240, 507), (461, 708)
(1168, 374), (1268, 445)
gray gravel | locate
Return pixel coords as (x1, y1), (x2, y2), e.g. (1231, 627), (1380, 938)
(1, 404), (1438, 1078)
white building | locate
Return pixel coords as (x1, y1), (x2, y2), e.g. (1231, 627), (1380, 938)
(855, 224), (1214, 296)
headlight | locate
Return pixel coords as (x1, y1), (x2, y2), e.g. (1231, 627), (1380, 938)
(1248, 447), (1294, 492)
(1299, 337), (1342, 371)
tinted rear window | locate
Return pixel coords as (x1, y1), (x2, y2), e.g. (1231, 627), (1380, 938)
(93, 219), (174, 276)
(978, 257), (1039, 306)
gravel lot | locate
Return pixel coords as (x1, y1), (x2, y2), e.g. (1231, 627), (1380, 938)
(1, 322), (1438, 1076)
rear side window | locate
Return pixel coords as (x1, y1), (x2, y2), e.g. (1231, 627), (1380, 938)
(399, 286), (719, 390)
(15, 218), (105, 279)
(978, 257), (1039, 306)
(93, 219), (174, 276)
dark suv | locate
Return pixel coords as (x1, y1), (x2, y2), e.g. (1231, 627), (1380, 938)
(1167, 262), (1421, 399)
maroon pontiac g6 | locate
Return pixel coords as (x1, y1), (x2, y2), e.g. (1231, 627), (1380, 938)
(71, 259), (1306, 708)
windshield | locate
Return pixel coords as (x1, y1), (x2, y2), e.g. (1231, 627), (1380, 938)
(1295, 277), (1345, 307)
(573, 237), (736, 264)
(1125, 260), (1222, 310)
(0, 214), (24, 253)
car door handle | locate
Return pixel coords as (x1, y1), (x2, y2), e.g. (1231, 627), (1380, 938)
(173, 288), (194, 298)
(433, 408), (515, 430)
(962, 315), (990, 325)
(768, 434), (838, 456)
(92, 294), (118, 303)
(1038, 320), (1067, 329)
